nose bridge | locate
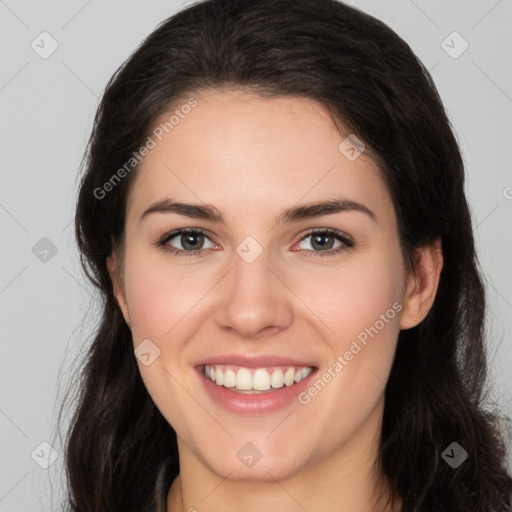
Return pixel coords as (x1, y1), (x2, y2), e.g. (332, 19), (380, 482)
(232, 235), (271, 292)
(214, 234), (293, 337)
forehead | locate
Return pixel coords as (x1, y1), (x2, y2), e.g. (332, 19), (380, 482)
(125, 88), (392, 226)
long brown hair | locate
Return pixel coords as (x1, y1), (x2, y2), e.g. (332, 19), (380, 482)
(56, 0), (512, 510)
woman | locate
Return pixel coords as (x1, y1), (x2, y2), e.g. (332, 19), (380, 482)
(58, 0), (512, 510)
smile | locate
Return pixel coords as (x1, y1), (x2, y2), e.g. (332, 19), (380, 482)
(204, 364), (314, 394)
(196, 362), (318, 415)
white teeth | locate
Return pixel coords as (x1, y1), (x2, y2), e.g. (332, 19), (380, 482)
(223, 368), (236, 387)
(270, 369), (285, 388)
(284, 367), (295, 386)
(236, 368), (252, 390)
(215, 367), (223, 386)
(253, 369), (271, 391)
(203, 364), (314, 392)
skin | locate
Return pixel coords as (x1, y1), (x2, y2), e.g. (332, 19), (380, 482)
(107, 88), (443, 512)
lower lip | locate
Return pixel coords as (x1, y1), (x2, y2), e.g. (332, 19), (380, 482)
(196, 366), (318, 415)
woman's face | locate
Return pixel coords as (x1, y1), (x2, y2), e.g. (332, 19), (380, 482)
(109, 88), (421, 481)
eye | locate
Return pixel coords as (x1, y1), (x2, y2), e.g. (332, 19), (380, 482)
(156, 228), (216, 257)
(294, 229), (354, 257)
(156, 227), (354, 258)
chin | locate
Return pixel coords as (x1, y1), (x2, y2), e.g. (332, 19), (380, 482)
(196, 437), (316, 483)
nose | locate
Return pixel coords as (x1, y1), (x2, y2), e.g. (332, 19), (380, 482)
(214, 244), (294, 339)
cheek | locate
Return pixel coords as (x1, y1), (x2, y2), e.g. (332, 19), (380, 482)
(289, 247), (406, 345)
(121, 251), (208, 430)
(292, 248), (404, 412)
(122, 249), (207, 342)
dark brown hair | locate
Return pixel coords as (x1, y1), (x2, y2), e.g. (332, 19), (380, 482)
(56, 0), (512, 510)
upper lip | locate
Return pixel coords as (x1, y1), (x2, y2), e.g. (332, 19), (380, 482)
(195, 354), (317, 369)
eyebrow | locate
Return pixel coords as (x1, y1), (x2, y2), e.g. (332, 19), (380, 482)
(139, 197), (377, 225)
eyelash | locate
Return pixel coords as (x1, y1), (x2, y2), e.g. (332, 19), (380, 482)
(155, 228), (355, 259)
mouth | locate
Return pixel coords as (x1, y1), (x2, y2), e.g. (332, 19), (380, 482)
(195, 362), (318, 415)
(201, 364), (315, 394)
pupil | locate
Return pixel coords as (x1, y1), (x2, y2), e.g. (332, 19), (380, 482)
(313, 234), (333, 250)
(183, 233), (202, 250)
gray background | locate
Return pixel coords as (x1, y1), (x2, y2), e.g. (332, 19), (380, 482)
(1, 0), (511, 510)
